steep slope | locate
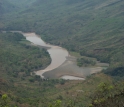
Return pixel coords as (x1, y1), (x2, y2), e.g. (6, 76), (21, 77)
(7, 0), (36, 8)
(0, 32), (50, 78)
(1, 0), (124, 77)
(0, 1), (124, 106)
(0, 0), (17, 14)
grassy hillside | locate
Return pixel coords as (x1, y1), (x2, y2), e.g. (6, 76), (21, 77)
(0, 0), (17, 14)
(0, 70), (123, 107)
(1, 0), (124, 77)
(0, 0), (36, 13)
(0, 32), (50, 78)
(7, 0), (36, 8)
(0, 33), (122, 107)
(0, 71), (114, 107)
(0, 0), (124, 106)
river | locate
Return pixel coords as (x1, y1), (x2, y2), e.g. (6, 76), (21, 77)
(22, 32), (109, 80)
(23, 33), (70, 77)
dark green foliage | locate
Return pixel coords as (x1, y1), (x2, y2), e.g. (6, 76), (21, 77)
(1, 0), (124, 76)
(0, 0), (17, 15)
(59, 79), (65, 85)
(0, 32), (50, 77)
(105, 67), (124, 77)
(0, 0), (124, 106)
(29, 78), (35, 82)
(1, 32), (24, 42)
(34, 75), (41, 81)
(77, 58), (96, 67)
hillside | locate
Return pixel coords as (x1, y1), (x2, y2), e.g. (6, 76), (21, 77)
(0, 0), (124, 106)
(7, 0), (36, 8)
(1, 0), (123, 77)
(0, 32), (50, 78)
(0, 0), (17, 15)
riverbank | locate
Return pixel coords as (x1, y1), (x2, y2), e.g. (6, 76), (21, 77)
(43, 55), (108, 79)
(22, 32), (109, 80)
(8, 31), (109, 80)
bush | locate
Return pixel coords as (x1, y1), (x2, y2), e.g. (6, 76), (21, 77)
(29, 78), (35, 82)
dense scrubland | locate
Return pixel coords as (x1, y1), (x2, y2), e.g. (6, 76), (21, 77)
(1, 0), (124, 77)
(0, 0), (124, 106)
(0, 32), (50, 77)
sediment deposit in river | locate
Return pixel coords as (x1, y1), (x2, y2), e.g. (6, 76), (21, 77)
(23, 32), (109, 80)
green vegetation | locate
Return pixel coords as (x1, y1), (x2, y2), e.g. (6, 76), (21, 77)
(77, 58), (96, 67)
(0, 94), (9, 107)
(89, 81), (124, 107)
(70, 51), (97, 67)
(0, 72), (115, 107)
(0, 32), (50, 78)
(0, 0), (124, 106)
(7, 0), (36, 7)
(0, 72), (123, 107)
(0, 77), (124, 107)
(0, 0), (123, 77)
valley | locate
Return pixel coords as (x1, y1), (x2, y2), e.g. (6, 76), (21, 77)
(23, 32), (109, 79)
(0, 0), (124, 107)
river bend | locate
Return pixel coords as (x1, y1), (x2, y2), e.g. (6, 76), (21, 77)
(23, 33), (69, 78)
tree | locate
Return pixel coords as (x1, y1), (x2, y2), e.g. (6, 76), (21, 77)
(89, 82), (124, 107)
(0, 94), (8, 107)
(49, 100), (61, 107)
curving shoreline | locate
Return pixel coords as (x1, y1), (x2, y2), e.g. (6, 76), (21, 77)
(9, 31), (109, 80)
(23, 32), (109, 80)
(22, 32), (70, 78)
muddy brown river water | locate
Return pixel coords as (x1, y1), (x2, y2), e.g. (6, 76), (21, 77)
(22, 32), (109, 80)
